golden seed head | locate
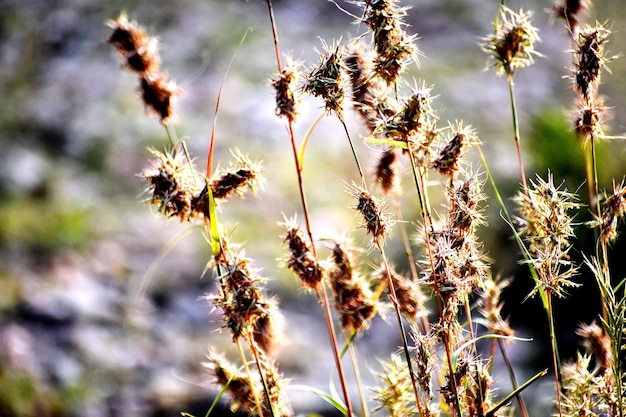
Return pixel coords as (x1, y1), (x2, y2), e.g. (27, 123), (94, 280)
(577, 321), (613, 371)
(371, 353), (419, 417)
(514, 173), (581, 297)
(482, 6), (540, 76)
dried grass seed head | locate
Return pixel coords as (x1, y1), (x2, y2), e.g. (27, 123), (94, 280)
(380, 83), (433, 141)
(272, 55), (301, 122)
(577, 321), (613, 372)
(375, 148), (398, 195)
(573, 22), (612, 100)
(327, 238), (378, 332)
(483, 6), (541, 76)
(514, 173), (581, 297)
(208, 246), (274, 345)
(142, 147), (198, 221)
(431, 122), (477, 179)
(574, 96), (606, 139)
(139, 72), (179, 122)
(373, 264), (425, 321)
(359, 0), (419, 84)
(204, 350), (257, 413)
(280, 217), (323, 290)
(107, 14), (160, 74)
(349, 184), (391, 247)
(479, 276), (514, 337)
(371, 353), (419, 417)
(552, 0), (590, 33)
(303, 40), (347, 118)
(592, 180), (626, 244)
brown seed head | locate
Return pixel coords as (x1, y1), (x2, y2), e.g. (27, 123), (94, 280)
(327, 239), (377, 332)
(432, 123), (476, 179)
(142, 147), (198, 221)
(375, 148), (398, 195)
(574, 23), (612, 100)
(479, 276), (514, 337)
(107, 14), (160, 74)
(349, 184), (390, 247)
(204, 350), (257, 413)
(577, 321), (613, 372)
(483, 7), (540, 77)
(281, 217), (323, 290)
(272, 56), (300, 122)
(552, 0), (590, 32)
(303, 40), (346, 118)
(593, 180), (626, 244)
(360, 0), (418, 84)
(373, 264), (425, 321)
(139, 72), (179, 122)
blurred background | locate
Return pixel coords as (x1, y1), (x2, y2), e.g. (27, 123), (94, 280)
(1, 0), (626, 416)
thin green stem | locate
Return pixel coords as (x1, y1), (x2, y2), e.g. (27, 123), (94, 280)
(506, 72), (527, 193)
(546, 293), (563, 417)
(497, 339), (529, 417)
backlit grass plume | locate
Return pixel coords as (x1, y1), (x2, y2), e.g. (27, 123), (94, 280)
(482, 6), (540, 77)
(514, 173), (581, 298)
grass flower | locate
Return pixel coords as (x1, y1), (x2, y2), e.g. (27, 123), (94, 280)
(207, 240), (277, 353)
(552, 0), (590, 33)
(142, 147), (199, 221)
(271, 55), (301, 123)
(373, 264), (425, 321)
(371, 354), (419, 417)
(303, 40), (347, 118)
(327, 238), (378, 332)
(573, 22), (612, 101)
(589, 180), (626, 244)
(107, 14), (160, 74)
(358, 0), (418, 84)
(281, 217), (323, 290)
(431, 123), (476, 179)
(514, 173), (581, 297)
(482, 6), (540, 77)
(349, 184), (390, 248)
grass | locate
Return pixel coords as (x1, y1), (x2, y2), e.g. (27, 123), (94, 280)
(108, 1), (626, 416)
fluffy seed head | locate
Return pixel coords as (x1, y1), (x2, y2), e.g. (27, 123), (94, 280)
(514, 173), (581, 297)
(483, 6), (540, 76)
(573, 23), (612, 100)
(204, 350), (257, 413)
(142, 147), (198, 221)
(349, 184), (390, 247)
(303, 40), (346, 118)
(107, 14), (160, 74)
(373, 265), (425, 321)
(375, 148), (398, 195)
(589, 180), (626, 244)
(432, 123), (476, 179)
(577, 321), (613, 372)
(272, 55), (300, 122)
(552, 0), (590, 32)
(139, 72), (179, 122)
(574, 97), (606, 140)
(327, 239), (377, 332)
